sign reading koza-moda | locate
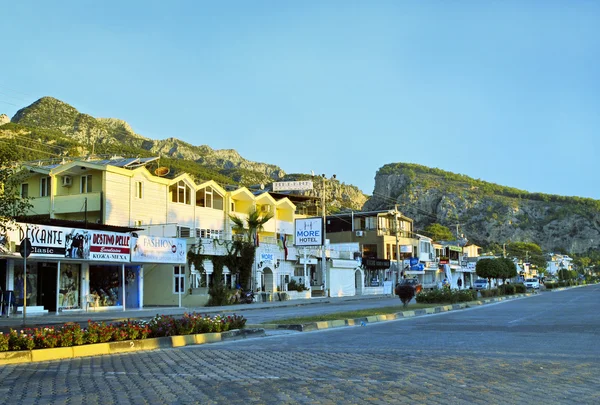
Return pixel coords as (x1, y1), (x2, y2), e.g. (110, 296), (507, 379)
(294, 217), (323, 246)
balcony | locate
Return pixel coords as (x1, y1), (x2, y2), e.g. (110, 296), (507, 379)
(53, 193), (102, 214)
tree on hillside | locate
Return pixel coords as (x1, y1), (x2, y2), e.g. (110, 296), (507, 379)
(423, 223), (454, 242)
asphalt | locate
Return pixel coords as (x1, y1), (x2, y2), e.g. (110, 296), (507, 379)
(0, 293), (392, 331)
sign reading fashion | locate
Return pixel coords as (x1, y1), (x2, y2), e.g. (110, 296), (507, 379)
(294, 218), (323, 246)
(131, 235), (186, 263)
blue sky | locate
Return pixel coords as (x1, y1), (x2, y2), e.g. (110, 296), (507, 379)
(1, 1), (599, 199)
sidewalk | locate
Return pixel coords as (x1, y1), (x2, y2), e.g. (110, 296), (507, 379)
(0, 294), (392, 331)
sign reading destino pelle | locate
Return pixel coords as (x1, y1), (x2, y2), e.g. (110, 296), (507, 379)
(294, 217), (323, 246)
(273, 181), (313, 191)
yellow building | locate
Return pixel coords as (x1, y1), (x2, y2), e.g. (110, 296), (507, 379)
(9, 157), (298, 308)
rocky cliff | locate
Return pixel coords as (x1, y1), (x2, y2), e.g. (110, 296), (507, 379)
(363, 163), (600, 254)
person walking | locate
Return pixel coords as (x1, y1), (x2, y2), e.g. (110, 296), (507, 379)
(457, 278), (462, 289)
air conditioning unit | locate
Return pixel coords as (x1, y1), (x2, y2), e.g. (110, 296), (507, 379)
(62, 176), (73, 187)
(355, 230), (364, 237)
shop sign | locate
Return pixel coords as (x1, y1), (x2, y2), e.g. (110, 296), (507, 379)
(260, 253), (274, 262)
(400, 245), (412, 253)
(363, 258), (390, 270)
(15, 224), (69, 257)
(131, 235), (186, 263)
(273, 181), (313, 191)
(11, 223), (133, 262)
(89, 230), (131, 262)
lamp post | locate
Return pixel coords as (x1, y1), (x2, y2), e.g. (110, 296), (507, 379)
(393, 205), (401, 286)
(319, 173), (335, 297)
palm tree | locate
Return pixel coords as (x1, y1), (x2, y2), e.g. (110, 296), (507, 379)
(229, 207), (274, 290)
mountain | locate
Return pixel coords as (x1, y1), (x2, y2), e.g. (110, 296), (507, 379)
(363, 163), (600, 254)
(4, 97), (600, 255)
(1, 97), (368, 212)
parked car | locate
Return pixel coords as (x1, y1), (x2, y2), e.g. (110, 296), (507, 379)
(474, 279), (489, 290)
(397, 278), (422, 294)
(524, 278), (540, 289)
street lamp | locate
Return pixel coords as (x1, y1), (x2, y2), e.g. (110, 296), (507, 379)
(317, 173), (335, 297)
(388, 205), (401, 286)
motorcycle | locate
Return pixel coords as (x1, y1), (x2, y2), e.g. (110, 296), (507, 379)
(240, 290), (255, 304)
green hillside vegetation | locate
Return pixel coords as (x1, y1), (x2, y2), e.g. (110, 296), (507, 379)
(379, 162), (600, 212)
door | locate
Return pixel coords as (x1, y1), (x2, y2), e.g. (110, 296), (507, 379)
(38, 262), (58, 312)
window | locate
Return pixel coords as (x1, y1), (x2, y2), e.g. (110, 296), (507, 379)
(40, 177), (51, 197)
(196, 186), (224, 210)
(173, 266), (185, 294)
(365, 217), (377, 230)
(134, 220), (142, 227)
(198, 229), (223, 239)
(170, 181), (191, 204)
(21, 183), (29, 198)
(135, 181), (143, 199)
(178, 227), (191, 238)
(81, 175), (92, 193)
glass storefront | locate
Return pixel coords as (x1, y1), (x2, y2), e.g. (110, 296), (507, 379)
(13, 263), (38, 307)
(90, 265), (122, 307)
(59, 263), (81, 310)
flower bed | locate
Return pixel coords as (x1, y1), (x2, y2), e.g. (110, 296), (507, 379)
(0, 312), (246, 352)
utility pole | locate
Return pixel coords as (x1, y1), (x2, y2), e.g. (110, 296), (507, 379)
(393, 205), (401, 285)
(320, 174), (335, 297)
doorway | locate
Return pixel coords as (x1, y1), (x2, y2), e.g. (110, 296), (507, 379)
(38, 262), (58, 312)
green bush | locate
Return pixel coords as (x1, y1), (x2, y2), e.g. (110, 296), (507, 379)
(499, 284), (516, 295)
(415, 288), (476, 304)
(288, 279), (308, 292)
(480, 288), (499, 298)
(395, 285), (416, 307)
(513, 283), (526, 293)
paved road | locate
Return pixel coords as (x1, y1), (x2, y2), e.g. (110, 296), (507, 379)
(1, 286), (598, 404)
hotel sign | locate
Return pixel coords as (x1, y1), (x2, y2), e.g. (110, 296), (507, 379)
(294, 218), (323, 246)
(273, 181), (313, 191)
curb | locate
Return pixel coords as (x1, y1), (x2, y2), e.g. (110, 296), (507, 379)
(248, 293), (536, 332)
(0, 328), (265, 365)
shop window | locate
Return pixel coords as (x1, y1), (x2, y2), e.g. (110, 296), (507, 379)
(90, 265), (122, 306)
(59, 264), (81, 310)
(174, 266), (185, 294)
(13, 263), (37, 307)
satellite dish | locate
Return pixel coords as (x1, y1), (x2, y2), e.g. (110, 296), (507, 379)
(260, 184), (264, 190)
(154, 167), (170, 177)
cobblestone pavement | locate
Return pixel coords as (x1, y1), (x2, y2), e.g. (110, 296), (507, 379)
(0, 342), (598, 405)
